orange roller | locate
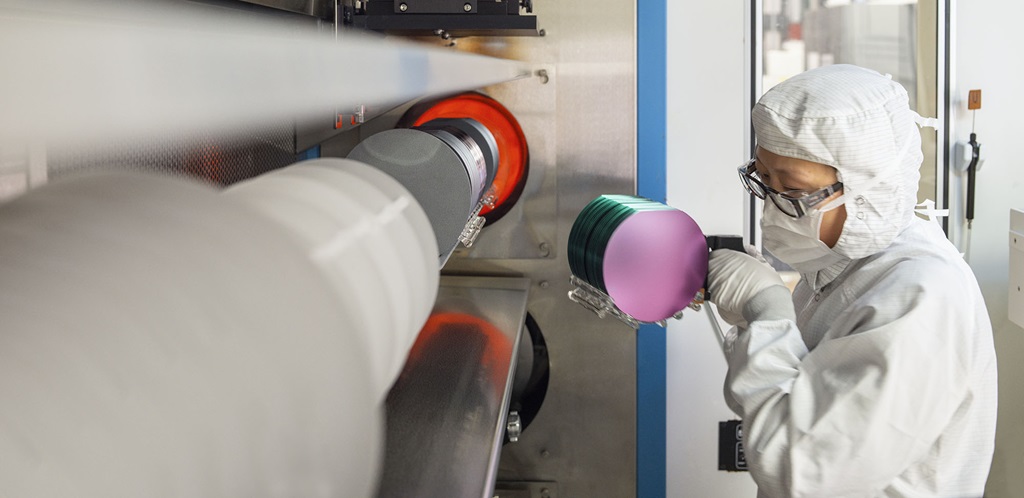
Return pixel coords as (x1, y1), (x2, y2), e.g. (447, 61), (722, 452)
(401, 92), (529, 223)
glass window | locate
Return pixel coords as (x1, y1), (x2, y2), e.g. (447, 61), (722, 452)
(759, 0), (940, 204)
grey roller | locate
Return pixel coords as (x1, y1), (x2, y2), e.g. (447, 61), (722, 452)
(349, 128), (474, 264)
(416, 117), (500, 197)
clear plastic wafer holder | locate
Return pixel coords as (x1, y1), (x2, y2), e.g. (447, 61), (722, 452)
(568, 275), (703, 330)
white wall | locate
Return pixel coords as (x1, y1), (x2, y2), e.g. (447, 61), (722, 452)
(666, 1), (1024, 496)
(950, 2), (1024, 496)
(665, 1), (758, 496)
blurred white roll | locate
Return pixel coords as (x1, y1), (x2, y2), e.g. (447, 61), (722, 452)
(0, 0), (528, 143)
(0, 172), (381, 497)
(0, 156), (441, 496)
(271, 161), (440, 365)
(224, 159), (439, 396)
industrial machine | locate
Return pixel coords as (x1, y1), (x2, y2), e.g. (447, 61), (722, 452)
(0, 0), (640, 496)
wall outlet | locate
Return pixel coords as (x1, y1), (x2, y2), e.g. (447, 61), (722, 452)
(718, 420), (748, 472)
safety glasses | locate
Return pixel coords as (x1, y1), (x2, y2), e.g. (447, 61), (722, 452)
(737, 158), (843, 218)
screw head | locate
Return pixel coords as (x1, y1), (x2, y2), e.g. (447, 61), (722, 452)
(539, 280), (550, 289)
(399, 3), (408, 12)
(464, 3), (472, 11)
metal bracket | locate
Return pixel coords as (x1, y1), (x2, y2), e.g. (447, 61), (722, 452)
(506, 410), (522, 442)
(349, 1), (540, 38)
(459, 215), (486, 247)
(458, 186), (496, 247)
(334, 104), (366, 130)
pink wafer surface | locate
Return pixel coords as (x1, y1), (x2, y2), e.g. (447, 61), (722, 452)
(602, 209), (708, 322)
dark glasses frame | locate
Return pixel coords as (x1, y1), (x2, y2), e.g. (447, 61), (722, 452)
(737, 158), (844, 218)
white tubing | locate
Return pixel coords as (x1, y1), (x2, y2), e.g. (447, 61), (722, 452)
(0, 0), (528, 143)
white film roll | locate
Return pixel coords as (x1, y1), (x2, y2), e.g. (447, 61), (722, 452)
(0, 172), (381, 498)
(224, 159), (439, 398)
(277, 162), (438, 372)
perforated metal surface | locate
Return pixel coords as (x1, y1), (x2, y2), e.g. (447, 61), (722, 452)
(47, 124), (298, 186)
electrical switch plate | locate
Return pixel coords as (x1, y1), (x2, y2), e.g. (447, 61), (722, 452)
(718, 420), (747, 472)
(1010, 210), (1024, 329)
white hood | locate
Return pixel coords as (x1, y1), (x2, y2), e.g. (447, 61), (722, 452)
(752, 64), (923, 260)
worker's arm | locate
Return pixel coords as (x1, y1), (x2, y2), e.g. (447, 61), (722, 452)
(725, 263), (972, 497)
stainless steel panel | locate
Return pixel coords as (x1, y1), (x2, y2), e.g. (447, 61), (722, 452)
(495, 480), (558, 498)
(439, 0), (639, 495)
(46, 125), (298, 186)
(449, 65), (558, 260)
(379, 276), (529, 498)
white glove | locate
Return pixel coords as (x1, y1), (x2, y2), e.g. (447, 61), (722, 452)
(706, 249), (787, 327)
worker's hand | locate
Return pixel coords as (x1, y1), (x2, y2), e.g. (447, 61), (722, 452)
(707, 249), (788, 327)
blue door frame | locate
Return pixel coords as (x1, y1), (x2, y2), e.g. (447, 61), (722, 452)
(637, 0), (667, 496)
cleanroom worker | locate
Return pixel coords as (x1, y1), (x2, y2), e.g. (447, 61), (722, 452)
(706, 64), (998, 497)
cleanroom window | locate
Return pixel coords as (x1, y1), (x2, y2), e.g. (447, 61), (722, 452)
(757, 0), (942, 207)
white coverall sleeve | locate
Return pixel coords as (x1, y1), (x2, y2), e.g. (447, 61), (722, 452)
(725, 266), (973, 497)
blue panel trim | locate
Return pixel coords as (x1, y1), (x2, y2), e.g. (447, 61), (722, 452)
(299, 145), (321, 161)
(638, 0), (667, 204)
(637, 0), (667, 497)
(637, 323), (666, 497)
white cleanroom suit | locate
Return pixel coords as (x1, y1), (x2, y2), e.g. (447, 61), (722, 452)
(707, 64), (997, 497)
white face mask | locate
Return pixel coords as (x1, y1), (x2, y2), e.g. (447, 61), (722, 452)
(762, 194), (846, 274)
